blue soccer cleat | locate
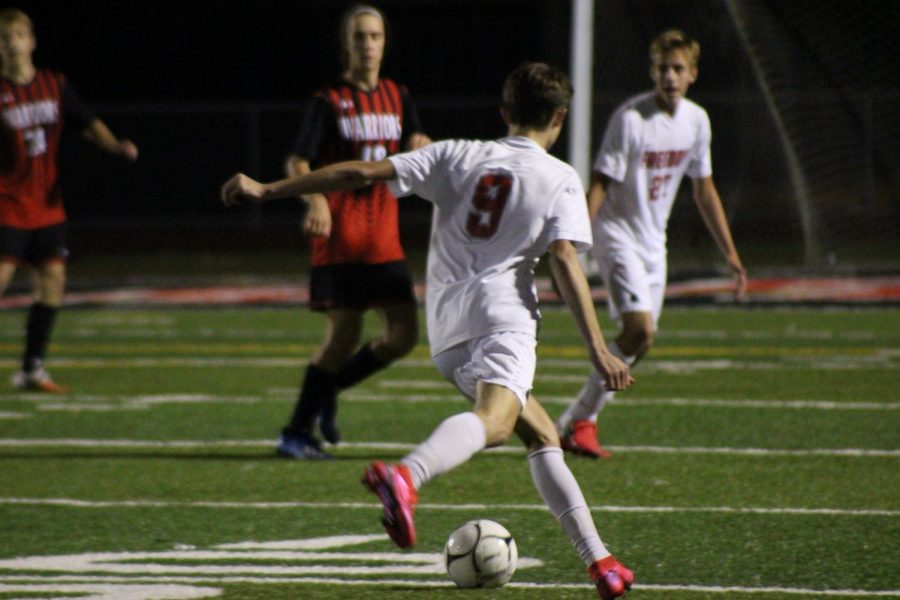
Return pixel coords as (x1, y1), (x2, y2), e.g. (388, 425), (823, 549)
(276, 432), (332, 460)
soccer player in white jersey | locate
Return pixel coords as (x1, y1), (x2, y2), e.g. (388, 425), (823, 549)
(223, 62), (636, 599)
(556, 29), (748, 458)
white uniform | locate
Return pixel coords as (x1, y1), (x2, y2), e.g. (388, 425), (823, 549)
(389, 136), (592, 402)
(592, 91), (712, 325)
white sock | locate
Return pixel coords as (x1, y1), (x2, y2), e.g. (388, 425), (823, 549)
(402, 412), (486, 489)
(558, 341), (635, 429)
(528, 447), (610, 565)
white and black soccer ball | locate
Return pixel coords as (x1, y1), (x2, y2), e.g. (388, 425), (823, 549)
(443, 519), (518, 588)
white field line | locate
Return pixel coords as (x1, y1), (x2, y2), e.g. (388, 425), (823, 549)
(1, 438), (898, 457)
(1, 576), (898, 597)
(362, 389), (900, 411)
(1, 497), (897, 517)
(0, 353), (896, 370)
(0, 324), (888, 342)
(6, 391), (896, 412)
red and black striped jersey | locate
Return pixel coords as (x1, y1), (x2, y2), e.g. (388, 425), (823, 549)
(291, 78), (424, 267)
(0, 69), (94, 229)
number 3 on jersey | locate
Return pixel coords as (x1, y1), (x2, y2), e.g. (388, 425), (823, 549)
(466, 173), (512, 239)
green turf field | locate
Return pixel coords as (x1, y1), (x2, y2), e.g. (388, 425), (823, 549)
(0, 306), (897, 599)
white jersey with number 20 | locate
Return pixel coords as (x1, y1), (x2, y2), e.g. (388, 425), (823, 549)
(389, 136), (592, 356)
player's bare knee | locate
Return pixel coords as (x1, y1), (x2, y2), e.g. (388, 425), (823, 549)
(0, 263), (16, 295)
(34, 263), (66, 305)
(524, 429), (559, 453)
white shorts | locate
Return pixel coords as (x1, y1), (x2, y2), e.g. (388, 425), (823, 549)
(593, 244), (666, 328)
(432, 331), (537, 408)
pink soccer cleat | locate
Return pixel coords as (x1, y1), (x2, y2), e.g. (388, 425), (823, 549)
(362, 461), (418, 548)
(561, 420), (612, 459)
(589, 555), (634, 599)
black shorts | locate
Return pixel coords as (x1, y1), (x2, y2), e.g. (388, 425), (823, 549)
(309, 260), (416, 311)
(0, 223), (68, 266)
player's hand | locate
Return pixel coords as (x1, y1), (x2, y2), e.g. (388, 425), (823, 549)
(595, 350), (634, 391)
(302, 196), (332, 238)
(117, 139), (139, 161)
(221, 173), (266, 206)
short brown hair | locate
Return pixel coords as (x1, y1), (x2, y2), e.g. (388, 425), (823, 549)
(0, 8), (32, 32)
(649, 29), (700, 68)
(502, 62), (573, 129)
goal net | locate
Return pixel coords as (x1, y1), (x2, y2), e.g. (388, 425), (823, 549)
(724, 0), (899, 269)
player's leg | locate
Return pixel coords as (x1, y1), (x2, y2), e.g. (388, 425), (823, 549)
(0, 226), (23, 296)
(15, 259), (68, 392)
(316, 260), (417, 444)
(516, 394), (633, 598)
(363, 381), (520, 548)
(363, 333), (531, 547)
(12, 225), (69, 393)
(331, 302), (417, 388)
(0, 260), (16, 296)
(401, 333), (532, 488)
(320, 300), (418, 443)
(558, 247), (651, 457)
(278, 308), (362, 459)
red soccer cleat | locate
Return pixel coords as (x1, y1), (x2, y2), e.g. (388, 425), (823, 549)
(561, 420), (612, 459)
(362, 461), (418, 548)
(589, 555), (634, 599)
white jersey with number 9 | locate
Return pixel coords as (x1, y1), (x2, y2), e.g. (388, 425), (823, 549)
(389, 136), (592, 356)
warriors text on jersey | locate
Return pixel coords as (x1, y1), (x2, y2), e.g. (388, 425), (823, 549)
(0, 69), (94, 229)
(291, 78), (423, 267)
(593, 90), (712, 260)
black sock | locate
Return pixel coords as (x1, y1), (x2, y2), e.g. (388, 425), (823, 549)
(22, 302), (58, 373)
(333, 342), (389, 390)
(282, 363), (337, 436)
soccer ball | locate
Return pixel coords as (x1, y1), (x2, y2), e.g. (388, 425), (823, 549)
(443, 519), (518, 588)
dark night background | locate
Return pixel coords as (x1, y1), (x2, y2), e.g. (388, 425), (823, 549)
(7, 0), (899, 271)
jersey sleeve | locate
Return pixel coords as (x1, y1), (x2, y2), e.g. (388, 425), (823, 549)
(387, 140), (452, 201)
(592, 107), (632, 183)
(687, 109), (713, 179)
(399, 86), (424, 148)
(545, 172), (592, 252)
(290, 94), (334, 163)
(61, 78), (95, 130)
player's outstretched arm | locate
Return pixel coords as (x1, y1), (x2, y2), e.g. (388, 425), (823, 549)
(221, 159), (397, 207)
(81, 119), (138, 161)
(548, 239), (634, 391)
(691, 176), (748, 300)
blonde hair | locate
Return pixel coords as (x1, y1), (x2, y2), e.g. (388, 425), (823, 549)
(0, 7), (32, 32)
(650, 29), (700, 68)
(338, 4), (389, 70)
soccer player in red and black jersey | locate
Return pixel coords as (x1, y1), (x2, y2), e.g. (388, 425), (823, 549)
(0, 9), (138, 392)
(277, 4), (431, 459)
